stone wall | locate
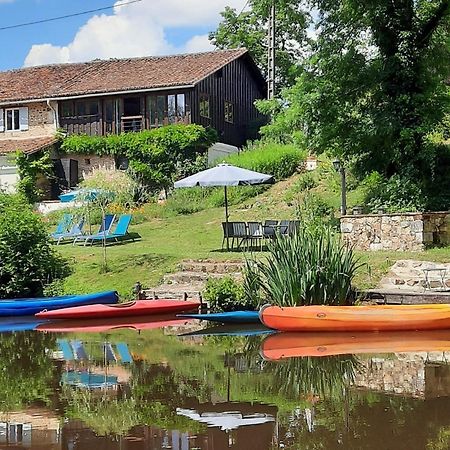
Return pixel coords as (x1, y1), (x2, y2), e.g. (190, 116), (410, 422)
(355, 353), (450, 399)
(0, 102), (56, 139)
(340, 212), (450, 251)
(60, 153), (116, 181)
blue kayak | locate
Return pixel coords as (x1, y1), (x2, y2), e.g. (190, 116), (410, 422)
(0, 317), (48, 332)
(179, 310), (260, 324)
(0, 291), (118, 317)
(179, 323), (273, 337)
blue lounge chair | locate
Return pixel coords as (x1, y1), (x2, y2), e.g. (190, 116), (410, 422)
(51, 213), (73, 238)
(57, 339), (74, 360)
(54, 218), (85, 245)
(73, 214), (115, 245)
(71, 340), (89, 360)
(116, 342), (133, 364)
(83, 214), (132, 246)
(103, 343), (117, 363)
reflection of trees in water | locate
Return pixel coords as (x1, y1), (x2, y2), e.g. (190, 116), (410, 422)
(0, 331), (58, 410)
(62, 362), (207, 437)
(258, 354), (450, 450)
(265, 355), (360, 400)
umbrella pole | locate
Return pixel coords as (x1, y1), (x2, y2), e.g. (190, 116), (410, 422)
(224, 185), (230, 251)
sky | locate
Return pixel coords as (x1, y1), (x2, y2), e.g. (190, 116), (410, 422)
(0, 0), (246, 71)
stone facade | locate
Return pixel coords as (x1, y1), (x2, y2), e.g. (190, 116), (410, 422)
(60, 153), (116, 181)
(340, 212), (450, 251)
(0, 101), (56, 140)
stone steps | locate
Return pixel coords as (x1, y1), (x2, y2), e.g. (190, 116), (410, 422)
(378, 259), (450, 291)
(142, 282), (205, 300)
(141, 259), (245, 301)
(163, 271), (242, 285)
(179, 259), (244, 274)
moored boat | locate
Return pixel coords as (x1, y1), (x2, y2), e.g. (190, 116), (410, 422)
(179, 310), (260, 324)
(260, 330), (450, 359)
(259, 304), (450, 332)
(36, 314), (193, 332)
(36, 299), (200, 320)
(0, 291), (118, 317)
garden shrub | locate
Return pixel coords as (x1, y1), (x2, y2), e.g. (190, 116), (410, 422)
(363, 172), (425, 213)
(202, 276), (257, 312)
(0, 194), (70, 298)
(225, 141), (306, 180)
(164, 185), (263, 216)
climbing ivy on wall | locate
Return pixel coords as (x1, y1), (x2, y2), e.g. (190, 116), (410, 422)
(60, 124), (217, 190)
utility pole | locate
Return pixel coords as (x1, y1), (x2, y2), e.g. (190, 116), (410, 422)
(267, 1), (276, 99)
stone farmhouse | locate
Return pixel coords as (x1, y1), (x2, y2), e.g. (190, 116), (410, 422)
(0, 48), (266, 195)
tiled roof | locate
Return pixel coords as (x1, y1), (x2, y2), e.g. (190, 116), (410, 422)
(0, 49), (249, 104)
(0, 136), (58, 155)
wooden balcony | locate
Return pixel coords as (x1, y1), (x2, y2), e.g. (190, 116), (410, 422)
(121, 115), (143, 133)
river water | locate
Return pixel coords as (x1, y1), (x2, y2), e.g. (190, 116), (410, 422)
(0, 318), (449, 449)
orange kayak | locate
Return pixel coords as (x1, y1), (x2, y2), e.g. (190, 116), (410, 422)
(259, 304), (450, 332)
(261, 330), (450, 359)
(36, 299), (200, 320)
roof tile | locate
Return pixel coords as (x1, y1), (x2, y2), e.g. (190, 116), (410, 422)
(0, 136), (58, 155)
(0, 49), (248, 103)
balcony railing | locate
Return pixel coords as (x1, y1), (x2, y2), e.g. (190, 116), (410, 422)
(121, 116), (143, 133)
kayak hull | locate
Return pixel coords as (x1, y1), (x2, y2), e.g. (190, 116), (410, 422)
(36, 314), (193, 332)
(179, 311), (260, 324)
(36, 299), (200, 320)
(261, 330), (450, 359)
(0, 291), (118, 317)
(259, 304), (450, 332)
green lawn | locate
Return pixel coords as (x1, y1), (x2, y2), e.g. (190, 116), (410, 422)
(56, 173), (450, 299)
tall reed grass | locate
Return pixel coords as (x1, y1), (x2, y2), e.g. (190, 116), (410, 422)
(244, 226), (363, 306)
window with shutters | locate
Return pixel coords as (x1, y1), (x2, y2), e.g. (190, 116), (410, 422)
(5, 108), (20, 131)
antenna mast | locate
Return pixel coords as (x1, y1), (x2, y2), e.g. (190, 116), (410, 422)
(267, 1), (276, 99)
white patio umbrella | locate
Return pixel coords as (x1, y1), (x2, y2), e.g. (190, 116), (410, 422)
(174, 163), (274, 250)
(176, 408), (275, 431)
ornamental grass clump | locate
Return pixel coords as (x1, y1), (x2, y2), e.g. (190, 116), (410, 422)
(244, 226), (362, 306)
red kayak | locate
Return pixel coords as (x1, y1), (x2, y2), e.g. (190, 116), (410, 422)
(35, 299), (200, 320)
(36, 314), (193, 333)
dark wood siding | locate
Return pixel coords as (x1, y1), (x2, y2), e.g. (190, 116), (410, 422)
(192, 56), (266, 147)
(58, 55), (265, 146)
(60, 90), (193, 136)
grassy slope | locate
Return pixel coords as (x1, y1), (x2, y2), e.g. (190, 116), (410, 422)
(57, 166), (450, 299)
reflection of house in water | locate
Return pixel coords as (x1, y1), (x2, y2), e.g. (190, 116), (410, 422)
(61, 401), (277, 450)
(354, 352), (450, 399)
(0, 408), (61, 449)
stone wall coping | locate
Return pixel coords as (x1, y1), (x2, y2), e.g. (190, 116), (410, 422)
(341, 211), (450, 219)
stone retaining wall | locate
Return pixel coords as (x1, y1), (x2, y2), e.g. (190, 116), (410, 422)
(340, 212), (450, 251)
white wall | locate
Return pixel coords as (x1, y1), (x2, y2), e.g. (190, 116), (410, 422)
(0, 156), (19, 193)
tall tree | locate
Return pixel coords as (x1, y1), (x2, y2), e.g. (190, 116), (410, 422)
(209, 0), (310, 91)
(260, 0), (450, 206)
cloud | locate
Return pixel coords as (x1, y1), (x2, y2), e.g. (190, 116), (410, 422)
(24, 0), (243, 67)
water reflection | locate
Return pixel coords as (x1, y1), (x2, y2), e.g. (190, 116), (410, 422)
(0, 325), (447, 449)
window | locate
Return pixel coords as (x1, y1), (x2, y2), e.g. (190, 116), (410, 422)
(177, 94), (186, 117)
(61, 102), (74, 118)
(6, 108), (20, 131)
(200, 95), (210, 119)
(224, 101), (234, 124)
(84, 158), (91, 165)
(75, 100), (98, 117)
(149, 93), (187, 126)
(168, 95), (176, 123)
